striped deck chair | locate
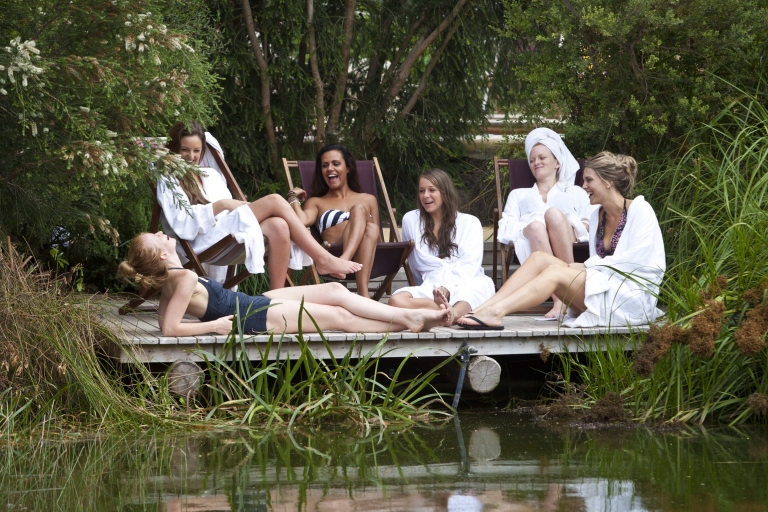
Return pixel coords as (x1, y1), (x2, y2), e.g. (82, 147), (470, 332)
(282, 157), (415, 301)
(492, 157), (589, 286)
(120, 141), (257, 315)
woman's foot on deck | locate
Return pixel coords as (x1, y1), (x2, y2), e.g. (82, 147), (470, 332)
(406, 305), (451, 333)
(456, 309), (504, 329)
(544, 297), (565, 319)
(433, 287), (456, 324)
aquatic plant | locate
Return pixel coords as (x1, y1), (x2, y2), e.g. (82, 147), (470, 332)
(555, 88), (768, 424)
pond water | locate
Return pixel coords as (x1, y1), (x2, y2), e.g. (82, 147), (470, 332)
(2, 412), (767, 511)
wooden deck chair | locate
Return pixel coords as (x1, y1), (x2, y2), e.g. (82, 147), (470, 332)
(282, 157), (415, 301)
(120, 142), (262, 315)
(492, 157), (590, 286)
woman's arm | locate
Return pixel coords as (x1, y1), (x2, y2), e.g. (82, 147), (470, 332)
(288, 188), (320, 227)
(452, 215), (486, 278)
(497, 190), (527, 245)
(157, 272), (234, 336)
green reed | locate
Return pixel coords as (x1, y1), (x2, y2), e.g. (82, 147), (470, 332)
(554, 87), (768, 424)
(194, 299), (453, 429)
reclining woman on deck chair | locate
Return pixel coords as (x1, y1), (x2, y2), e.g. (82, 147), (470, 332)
(159, 122), (361, 289)
(458, 152), (665, 330)
(497, 128), (593, 318)
(387, 169), (495, 325)
(287, 144), (379, 297)
(117, 232), (450, 336)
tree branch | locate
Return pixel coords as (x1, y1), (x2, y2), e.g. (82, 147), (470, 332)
(326, 0), (357, 139)
(397, 14), (463, 120)
(307, 0), (326, 149)
(241, 0), (280, 173)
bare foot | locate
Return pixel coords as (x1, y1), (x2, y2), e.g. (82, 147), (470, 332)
(315, 254), (362, 278)
(544, 297), (565, 319)
(407, 305), (451, 333)
(433, 286), (451, 308)
(456, 309), (503, 329)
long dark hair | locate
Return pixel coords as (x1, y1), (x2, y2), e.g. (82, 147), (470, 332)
(311, 144), (361, 197)
(418, 169), (459, 259)
(166, 121), (208, 205)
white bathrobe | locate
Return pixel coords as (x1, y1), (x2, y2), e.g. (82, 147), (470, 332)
(158, 133), (310, 283)
(393, 211), (495, 310)
(498, 182), (593, 263)
(563, 196), (666, 327)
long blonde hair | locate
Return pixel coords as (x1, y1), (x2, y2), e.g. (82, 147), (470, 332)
(166, 121), (209, 205)
(418, 169), (459, 259)
(116, 233), (170, 289)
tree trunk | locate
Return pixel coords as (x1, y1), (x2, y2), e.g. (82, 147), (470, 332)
(307, 0), (326, 149)
(325, 0), (357, 140)
(241, 0), (281, 176)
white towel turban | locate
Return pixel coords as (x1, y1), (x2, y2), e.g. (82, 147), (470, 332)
(524, 128), (580, 184)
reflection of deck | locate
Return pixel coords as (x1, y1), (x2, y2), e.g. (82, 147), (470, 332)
(100, 301), (645, 364)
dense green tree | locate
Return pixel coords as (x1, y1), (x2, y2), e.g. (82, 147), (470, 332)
(207, 0), (508, 207)
(499, 0), (768, 159)
(0, 0), (219, 282)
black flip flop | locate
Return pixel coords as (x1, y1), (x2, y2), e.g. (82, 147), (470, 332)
(458, 315), (504, 331)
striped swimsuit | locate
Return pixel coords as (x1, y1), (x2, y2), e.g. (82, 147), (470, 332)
(317, 209), (350, 234)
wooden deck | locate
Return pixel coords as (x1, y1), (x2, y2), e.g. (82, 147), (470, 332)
(100, 301), (646, 364)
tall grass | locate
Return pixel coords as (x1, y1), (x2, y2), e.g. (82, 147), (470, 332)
(194, 302), (453, 430)
(555, 89), (768, 424)
(0, 243), (453, 435)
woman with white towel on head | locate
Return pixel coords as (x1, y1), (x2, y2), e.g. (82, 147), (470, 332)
(497, 128), (594, 318)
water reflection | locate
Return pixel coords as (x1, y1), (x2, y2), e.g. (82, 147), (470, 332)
(1, 413), (767, 511)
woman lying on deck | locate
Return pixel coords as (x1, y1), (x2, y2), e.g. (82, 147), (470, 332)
(388, 169), (495, 325)
(288, 144), (380, 296)
(458, 152), (665, 330)
(497, 128), (593, 318)
(118, 232), (450, 337)
(158, 122), (361, 288)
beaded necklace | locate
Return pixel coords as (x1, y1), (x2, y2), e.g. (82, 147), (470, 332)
(596, 198), (627, 258)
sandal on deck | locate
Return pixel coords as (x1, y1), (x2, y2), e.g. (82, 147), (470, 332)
(459, 316), (504, 331)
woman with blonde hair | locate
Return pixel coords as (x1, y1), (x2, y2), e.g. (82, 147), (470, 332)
(158, 122), (361, 288)
(388, 169), (495, 325)
(497, 128), (593, 318)
(117, 232), (450, 337)
(459, 152), (665, 329)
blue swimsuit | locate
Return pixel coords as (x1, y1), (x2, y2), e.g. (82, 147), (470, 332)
(172, 268), (271, 333)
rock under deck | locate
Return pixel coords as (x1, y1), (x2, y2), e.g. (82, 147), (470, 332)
(100, 302), (646, 364)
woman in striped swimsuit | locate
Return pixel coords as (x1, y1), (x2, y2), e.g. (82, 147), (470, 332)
(289, 144), (380, 297)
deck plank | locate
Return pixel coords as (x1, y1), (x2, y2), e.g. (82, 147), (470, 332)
(100, 301), (647, 363)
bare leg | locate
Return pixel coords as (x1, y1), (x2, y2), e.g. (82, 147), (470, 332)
(264, 282), (450, 332)
(457, 265), (587, 328)
(388, 291), (439, 311)
(338, 204), (371, 260)
(260, 217), (289, 290)
(543, 208), (578, 318)
(247, 194), (362, 277)
(351, 221), (378, 296)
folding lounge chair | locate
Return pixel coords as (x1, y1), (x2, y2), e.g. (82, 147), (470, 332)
(492, 157), (589, 286)
(120, 142), (257, 315)
(282, 157), (415, 301)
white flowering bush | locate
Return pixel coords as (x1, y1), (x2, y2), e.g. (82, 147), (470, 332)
(0, 0), (218, 284)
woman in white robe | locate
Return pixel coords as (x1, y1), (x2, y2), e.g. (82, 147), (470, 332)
(458, 152), (665, 330)
(158, 121), (361, 288)
(497, 128), (593, 318)
(389, 169), (495, 324)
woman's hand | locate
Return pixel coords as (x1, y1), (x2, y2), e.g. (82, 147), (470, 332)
(211, 315), (235, 335)
(291, 187), (307, 202)
(568, 262), (586, 269)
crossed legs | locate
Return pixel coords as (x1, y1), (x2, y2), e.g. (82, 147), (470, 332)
(247, 194), (362, 277)
(263, 282), (450, 333)
(457, 252), (587, 328)
(521, 208), (577, 318)
(388, 288), (471, 326)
